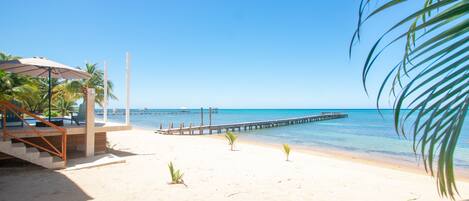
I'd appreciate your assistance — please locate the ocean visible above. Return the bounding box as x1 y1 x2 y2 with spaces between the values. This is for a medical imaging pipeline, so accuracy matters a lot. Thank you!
98 109 469 169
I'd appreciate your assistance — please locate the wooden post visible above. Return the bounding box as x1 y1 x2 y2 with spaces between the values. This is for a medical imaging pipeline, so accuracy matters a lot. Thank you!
103 61 108 123
125 52 131 126
209 107 212 126
85 88 96 157
200 107 204 126
2 109 6 140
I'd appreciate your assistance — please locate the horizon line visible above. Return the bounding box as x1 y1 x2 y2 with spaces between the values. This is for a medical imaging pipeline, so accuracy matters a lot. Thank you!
98 108 401 110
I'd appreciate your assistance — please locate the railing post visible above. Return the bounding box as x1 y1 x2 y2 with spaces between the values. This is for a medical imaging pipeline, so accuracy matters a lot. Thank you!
2 106 6 141
63 130 67 162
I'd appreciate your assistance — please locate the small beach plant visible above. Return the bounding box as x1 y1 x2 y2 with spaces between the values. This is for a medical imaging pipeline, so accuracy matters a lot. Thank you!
168 162 184 185
225 131 237 151
282 144 291 161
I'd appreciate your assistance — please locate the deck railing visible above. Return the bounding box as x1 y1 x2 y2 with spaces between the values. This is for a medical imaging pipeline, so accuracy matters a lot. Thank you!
0 101 67 162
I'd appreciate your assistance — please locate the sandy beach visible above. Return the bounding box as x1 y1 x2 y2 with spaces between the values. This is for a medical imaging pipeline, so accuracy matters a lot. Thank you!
1 129 468 201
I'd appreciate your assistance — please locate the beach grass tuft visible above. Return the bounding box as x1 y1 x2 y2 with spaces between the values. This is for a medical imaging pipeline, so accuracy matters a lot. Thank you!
168 162 184 185
225 131 238 151
283 144 291 161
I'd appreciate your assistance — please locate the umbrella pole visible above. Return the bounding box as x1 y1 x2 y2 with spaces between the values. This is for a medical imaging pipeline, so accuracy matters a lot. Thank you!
48 68 52 122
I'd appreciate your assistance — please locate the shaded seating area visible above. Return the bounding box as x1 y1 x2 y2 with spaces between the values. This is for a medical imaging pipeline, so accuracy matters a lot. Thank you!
0 107 24 128
71 103 86 125
35 118 65 127
0 101 89 128
0 101 24 128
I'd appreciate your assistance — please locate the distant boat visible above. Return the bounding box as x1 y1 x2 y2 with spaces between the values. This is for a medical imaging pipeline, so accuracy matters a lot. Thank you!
179 107 189 112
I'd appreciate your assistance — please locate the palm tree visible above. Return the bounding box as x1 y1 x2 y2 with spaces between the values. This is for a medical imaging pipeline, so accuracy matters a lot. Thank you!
0 70 15 101
12 79 48 113
0 52 20 61
350 1 467 199
53 84 78 117
53 96 76 117
0 52 24 101
66 63 117 106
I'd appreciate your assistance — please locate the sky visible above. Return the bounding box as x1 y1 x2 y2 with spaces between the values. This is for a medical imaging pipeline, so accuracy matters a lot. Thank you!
1 0 421 109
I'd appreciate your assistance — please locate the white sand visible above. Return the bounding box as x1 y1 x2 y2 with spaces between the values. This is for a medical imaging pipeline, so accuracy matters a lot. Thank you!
1 129 468 201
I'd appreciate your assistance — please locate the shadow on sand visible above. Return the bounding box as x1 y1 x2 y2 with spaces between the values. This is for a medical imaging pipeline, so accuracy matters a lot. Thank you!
0 147 142 201
0 161 92 201
107 148 138 157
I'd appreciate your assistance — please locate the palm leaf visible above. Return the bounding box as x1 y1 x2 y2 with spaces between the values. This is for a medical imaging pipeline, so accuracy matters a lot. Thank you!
350 0 468 199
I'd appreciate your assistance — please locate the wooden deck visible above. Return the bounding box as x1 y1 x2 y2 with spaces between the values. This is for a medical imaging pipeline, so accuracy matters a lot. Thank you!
0 122 131 160
156 112 348 135
3 122 131 138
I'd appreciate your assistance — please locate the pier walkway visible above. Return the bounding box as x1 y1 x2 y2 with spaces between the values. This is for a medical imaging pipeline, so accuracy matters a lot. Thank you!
96 108 219 116
156 112 348 135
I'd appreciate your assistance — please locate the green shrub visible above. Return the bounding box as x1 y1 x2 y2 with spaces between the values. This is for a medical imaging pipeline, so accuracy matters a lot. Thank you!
43 110 60 117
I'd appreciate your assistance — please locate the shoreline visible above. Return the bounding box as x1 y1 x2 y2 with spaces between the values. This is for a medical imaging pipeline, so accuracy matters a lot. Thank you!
3 129 469 201
133 120 469 183
204 133 469 182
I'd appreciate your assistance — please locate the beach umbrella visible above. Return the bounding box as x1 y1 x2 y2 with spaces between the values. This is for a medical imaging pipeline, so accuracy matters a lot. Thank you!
0 57 91 121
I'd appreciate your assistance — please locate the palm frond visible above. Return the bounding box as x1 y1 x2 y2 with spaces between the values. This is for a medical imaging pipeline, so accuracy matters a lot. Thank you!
351 0 468 199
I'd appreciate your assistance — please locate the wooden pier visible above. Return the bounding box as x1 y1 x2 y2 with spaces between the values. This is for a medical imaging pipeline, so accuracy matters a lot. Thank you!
156 112 348 135
96 108 219 116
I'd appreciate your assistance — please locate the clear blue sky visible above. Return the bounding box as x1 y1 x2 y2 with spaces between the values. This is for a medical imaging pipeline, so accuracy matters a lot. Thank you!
1 1 420 109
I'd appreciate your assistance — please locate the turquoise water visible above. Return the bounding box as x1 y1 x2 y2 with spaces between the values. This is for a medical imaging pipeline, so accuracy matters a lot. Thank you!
99 109 469 169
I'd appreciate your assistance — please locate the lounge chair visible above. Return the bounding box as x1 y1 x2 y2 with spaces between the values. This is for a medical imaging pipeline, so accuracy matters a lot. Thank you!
71 103 86 125
0 101 24 128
